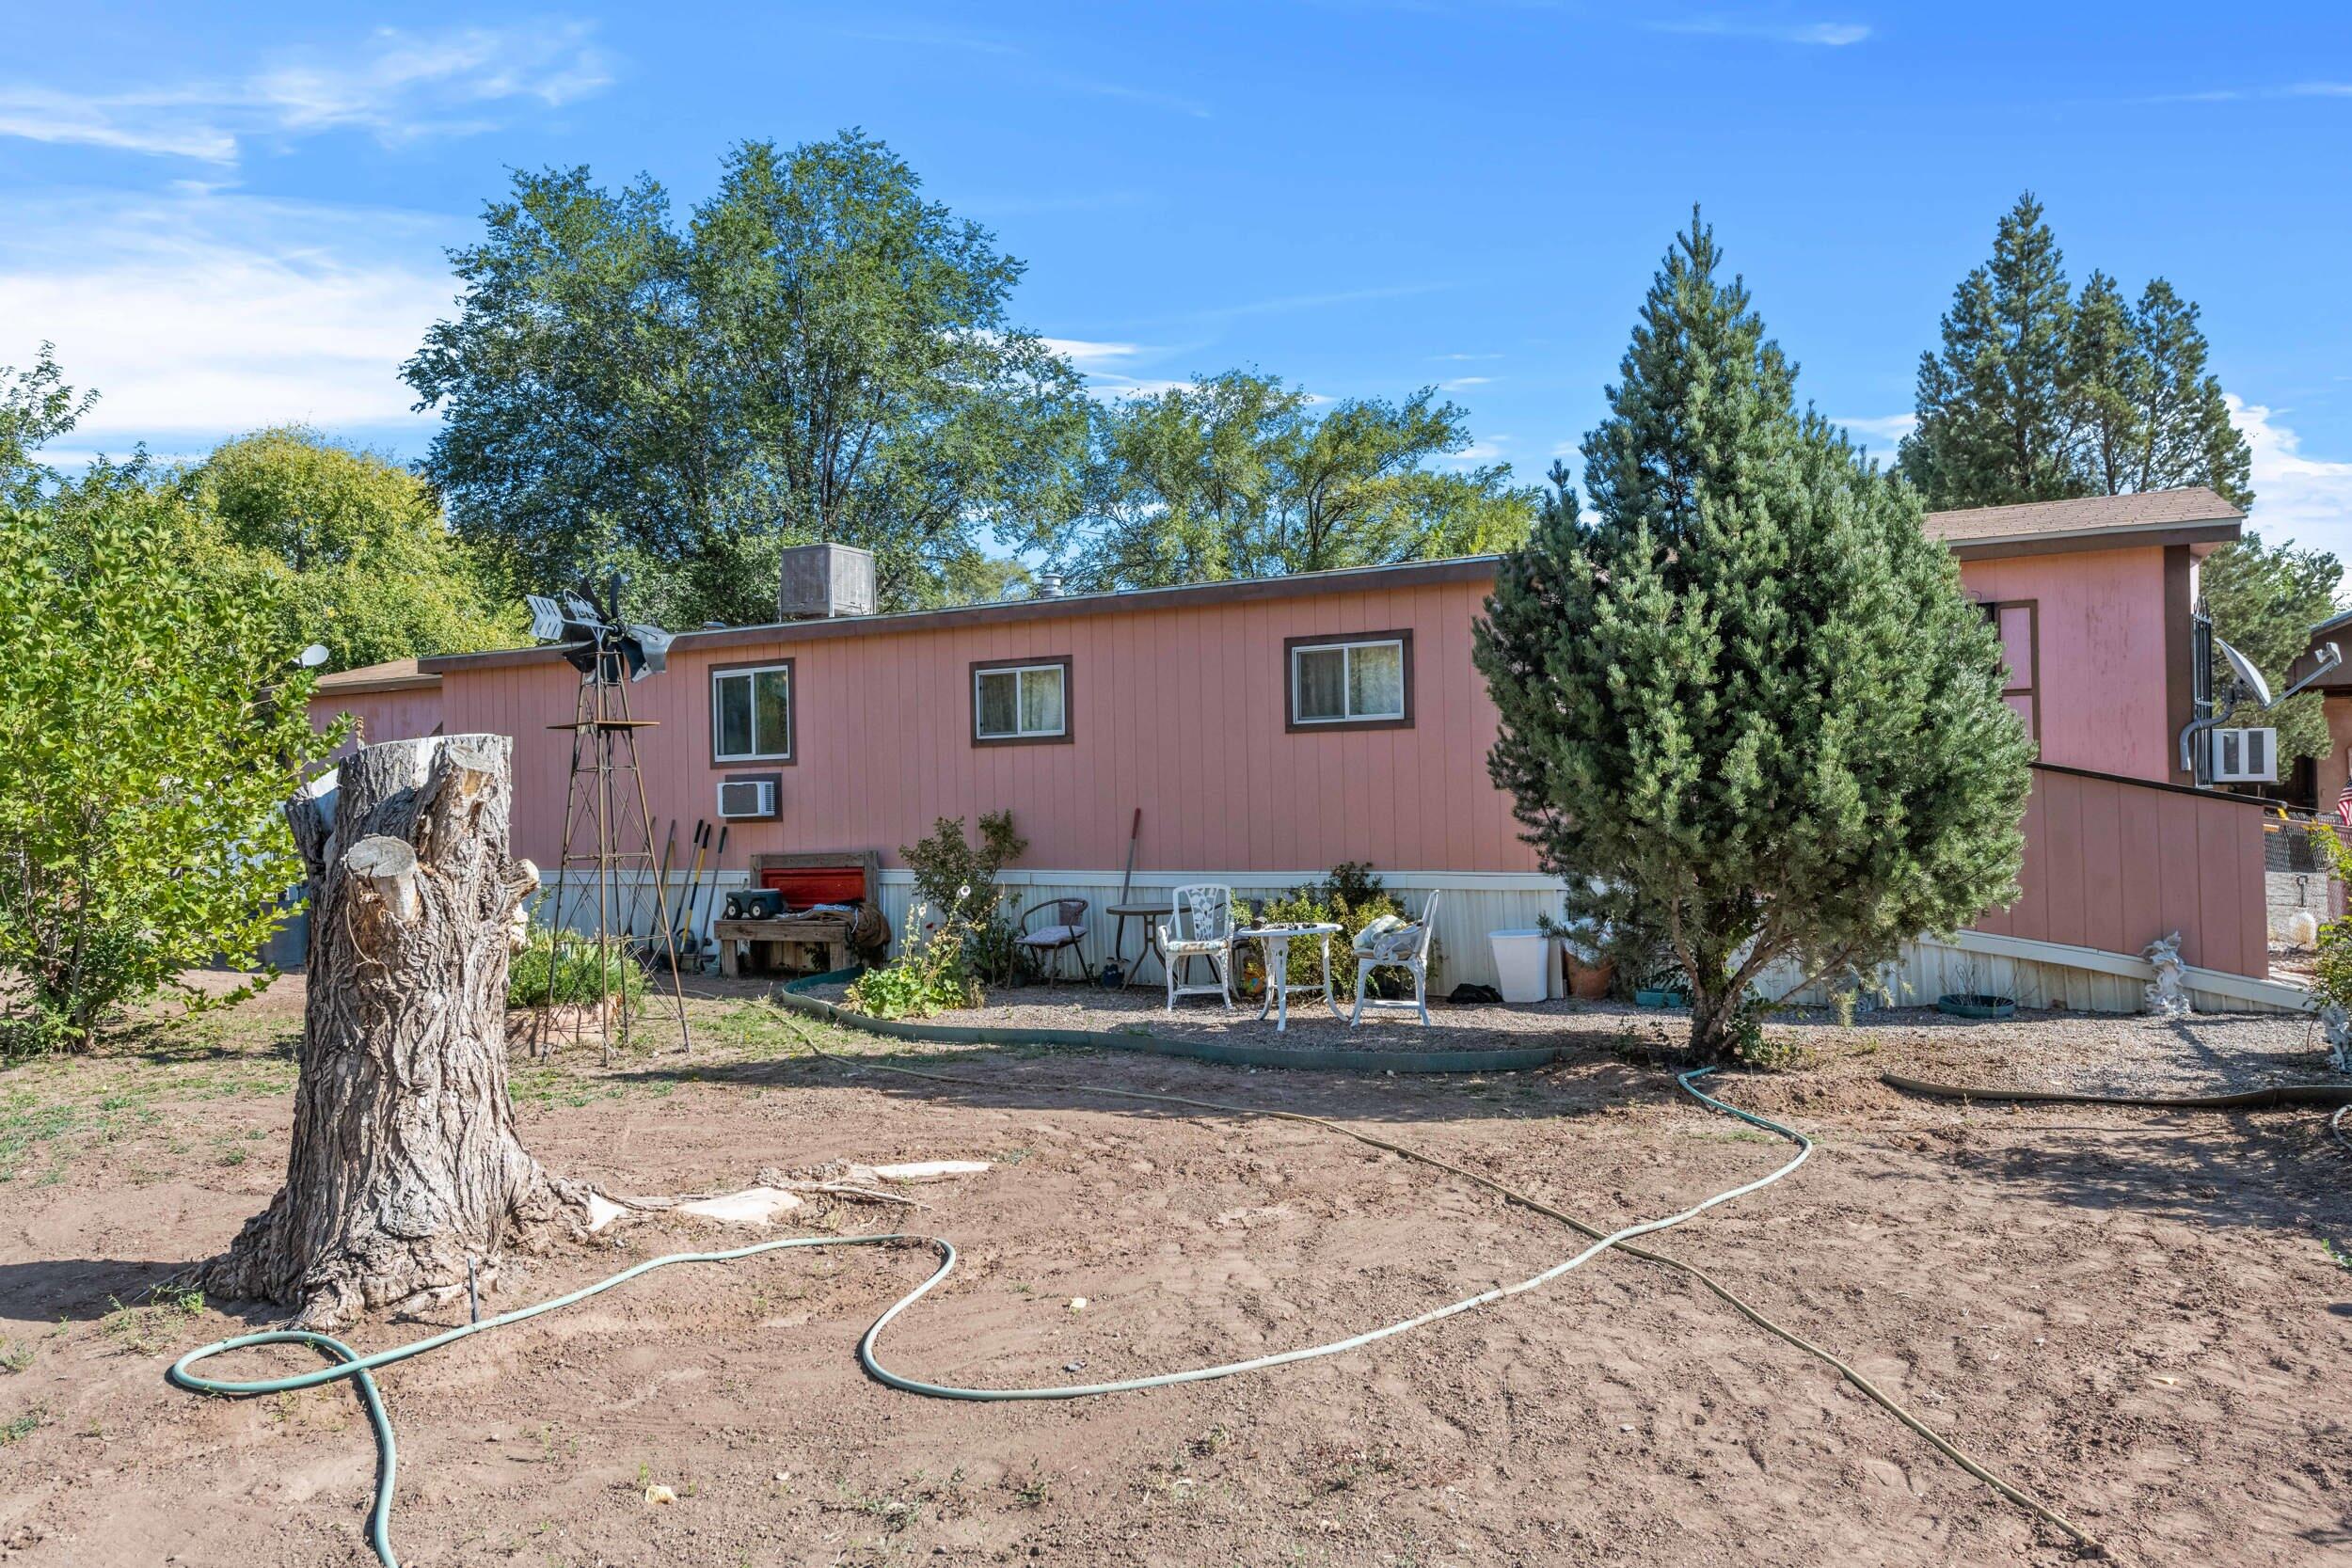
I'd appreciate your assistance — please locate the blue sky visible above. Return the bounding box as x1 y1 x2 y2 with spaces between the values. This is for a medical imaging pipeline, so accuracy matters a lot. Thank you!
5 3 2348 561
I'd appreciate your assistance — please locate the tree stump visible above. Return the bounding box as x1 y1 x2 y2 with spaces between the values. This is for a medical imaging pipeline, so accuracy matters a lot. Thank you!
200 734 596 1328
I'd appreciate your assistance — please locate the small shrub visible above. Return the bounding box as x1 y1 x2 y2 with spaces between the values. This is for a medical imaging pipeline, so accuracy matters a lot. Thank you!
901 812 1028 985
1254 863 1425 1000
506 927 646 1012
843 899 983 1021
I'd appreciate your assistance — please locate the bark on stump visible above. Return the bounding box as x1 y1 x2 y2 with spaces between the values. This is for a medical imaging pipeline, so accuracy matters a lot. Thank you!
200 734 595 1327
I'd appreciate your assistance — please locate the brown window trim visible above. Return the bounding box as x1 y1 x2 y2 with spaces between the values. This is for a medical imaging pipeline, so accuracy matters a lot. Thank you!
708 657 797 767
1284 629 1415 733
970 655 1074 747
1978 598 2041 743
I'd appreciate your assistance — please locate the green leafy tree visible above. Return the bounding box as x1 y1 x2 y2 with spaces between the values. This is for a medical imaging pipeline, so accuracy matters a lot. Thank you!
179 427 516 670
0 343 93 506
2201 531 2342 765
1899 192 2252 511
1478 214 2034 1062
405 130 1093 626
1066 370 1535 590
0 475 343 1051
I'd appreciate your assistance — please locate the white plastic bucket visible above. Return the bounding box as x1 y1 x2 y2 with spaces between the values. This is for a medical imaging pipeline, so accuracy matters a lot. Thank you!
1488 928 1554 1005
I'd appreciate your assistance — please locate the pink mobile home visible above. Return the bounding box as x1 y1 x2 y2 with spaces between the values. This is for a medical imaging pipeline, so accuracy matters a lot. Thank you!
313 486 2292 1006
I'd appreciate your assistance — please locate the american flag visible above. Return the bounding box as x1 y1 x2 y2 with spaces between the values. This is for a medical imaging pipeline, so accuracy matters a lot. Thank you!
2337 772 2352 829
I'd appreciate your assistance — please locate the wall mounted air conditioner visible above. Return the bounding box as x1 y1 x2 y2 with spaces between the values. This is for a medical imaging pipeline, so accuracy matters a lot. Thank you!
716 774 780 820
2208 727 2276 784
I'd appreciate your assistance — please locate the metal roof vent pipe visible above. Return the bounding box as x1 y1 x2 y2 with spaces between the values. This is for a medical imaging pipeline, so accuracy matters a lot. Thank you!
1034 570 1062 600
777 543 876 621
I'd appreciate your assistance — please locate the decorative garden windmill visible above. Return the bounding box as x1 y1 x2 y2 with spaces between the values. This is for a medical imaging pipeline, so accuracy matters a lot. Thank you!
528 578 692 1063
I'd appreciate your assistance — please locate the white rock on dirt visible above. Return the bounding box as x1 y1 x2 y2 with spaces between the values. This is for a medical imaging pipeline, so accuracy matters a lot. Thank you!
675 1187 806 1225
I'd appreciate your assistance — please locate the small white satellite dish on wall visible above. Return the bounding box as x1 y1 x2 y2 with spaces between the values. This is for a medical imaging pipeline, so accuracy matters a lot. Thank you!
296 643 330 670
2214 637 2271 707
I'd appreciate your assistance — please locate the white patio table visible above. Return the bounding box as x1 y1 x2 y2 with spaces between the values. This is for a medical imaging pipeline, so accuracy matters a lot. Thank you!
1234 921 1345 1032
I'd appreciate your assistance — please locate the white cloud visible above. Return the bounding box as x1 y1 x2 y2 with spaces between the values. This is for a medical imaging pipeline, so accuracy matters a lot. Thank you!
1438 374 1494 391
1837 411 1916 450
2231 396 2352 583
0 22 612 165
1040 337 1145 372
1652 17 1871 46
0 192 455 452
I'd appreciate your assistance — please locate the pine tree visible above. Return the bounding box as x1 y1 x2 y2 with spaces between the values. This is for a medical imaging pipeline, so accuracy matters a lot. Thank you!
1899 193 2082 506
1478 213 2034 1062
1900 194 2253 512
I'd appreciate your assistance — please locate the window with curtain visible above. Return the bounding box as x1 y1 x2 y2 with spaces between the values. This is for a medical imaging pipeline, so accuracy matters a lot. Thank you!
1287 633 1412 729
711 662 793 763
972 658 1071 744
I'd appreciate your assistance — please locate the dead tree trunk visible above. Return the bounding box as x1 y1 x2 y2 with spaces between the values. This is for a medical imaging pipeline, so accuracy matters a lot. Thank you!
200 734 595 1327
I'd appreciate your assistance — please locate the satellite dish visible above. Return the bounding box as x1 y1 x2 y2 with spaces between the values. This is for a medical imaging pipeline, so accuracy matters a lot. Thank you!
2215 637 2272 708
295 643 330 670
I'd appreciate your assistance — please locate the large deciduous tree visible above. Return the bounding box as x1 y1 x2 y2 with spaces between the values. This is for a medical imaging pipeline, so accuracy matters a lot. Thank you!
403 130 1093 626
1063 370 1536 591
1899 192 2252 511
180 427 516 671
1477 214 2034 1062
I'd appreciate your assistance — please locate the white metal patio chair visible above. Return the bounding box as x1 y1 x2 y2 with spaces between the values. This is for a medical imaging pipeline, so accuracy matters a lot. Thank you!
1159 883 1235 1010
1349 890 1439 1026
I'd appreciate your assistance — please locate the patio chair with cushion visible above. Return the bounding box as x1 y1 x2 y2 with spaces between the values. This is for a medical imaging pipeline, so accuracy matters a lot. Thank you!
1159 883 1235 1010
1349 890 1439 1026
1015 897 1091 984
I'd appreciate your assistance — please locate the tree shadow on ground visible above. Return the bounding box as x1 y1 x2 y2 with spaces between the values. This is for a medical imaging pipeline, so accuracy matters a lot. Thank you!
628 1030 1692 1133
1861 1101 2352 1245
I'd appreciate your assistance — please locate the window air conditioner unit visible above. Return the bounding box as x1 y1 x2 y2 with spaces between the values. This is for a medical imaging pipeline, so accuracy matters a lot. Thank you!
716 775 779 820
2208 727 2276 784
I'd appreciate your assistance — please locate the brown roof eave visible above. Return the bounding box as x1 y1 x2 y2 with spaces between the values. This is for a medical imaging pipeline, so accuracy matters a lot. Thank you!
421 555 1506 675
1942 520 2241 562
309 673 443 696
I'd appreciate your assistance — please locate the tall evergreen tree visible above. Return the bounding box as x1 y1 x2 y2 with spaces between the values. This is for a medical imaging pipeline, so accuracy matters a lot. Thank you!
1899 192 2253 511
1479 214 2033 1061
1899 193 2082 506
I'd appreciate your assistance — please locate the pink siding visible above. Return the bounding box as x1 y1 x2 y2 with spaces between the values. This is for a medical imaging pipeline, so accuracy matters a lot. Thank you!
438 579 1537 878
1971 766 2268 977
308 687 444 759
1960 546 2171 783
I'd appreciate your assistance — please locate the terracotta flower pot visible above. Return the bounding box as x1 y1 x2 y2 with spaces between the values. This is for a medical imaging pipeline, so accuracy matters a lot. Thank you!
1566 956 1614 1001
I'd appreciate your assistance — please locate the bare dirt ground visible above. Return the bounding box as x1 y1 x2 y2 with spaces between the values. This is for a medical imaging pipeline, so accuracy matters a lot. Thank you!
2 974 2348 1567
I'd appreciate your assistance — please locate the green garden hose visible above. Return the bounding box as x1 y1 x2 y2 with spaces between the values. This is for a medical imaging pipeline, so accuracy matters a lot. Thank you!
168 1067 1807 1568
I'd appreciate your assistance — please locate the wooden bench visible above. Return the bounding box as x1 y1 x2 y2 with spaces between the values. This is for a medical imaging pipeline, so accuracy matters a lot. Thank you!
712 850 883 979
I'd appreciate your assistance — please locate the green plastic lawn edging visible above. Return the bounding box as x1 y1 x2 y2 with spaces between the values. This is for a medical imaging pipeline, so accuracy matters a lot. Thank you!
771 984 1568 1074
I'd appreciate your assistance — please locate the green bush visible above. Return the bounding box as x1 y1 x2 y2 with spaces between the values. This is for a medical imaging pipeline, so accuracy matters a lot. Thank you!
0 476 343 1053
900 811 1029 985
843 900 982 1020
2307 825 2352 1024
506 927 646 1012
1253 863 1426 1001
